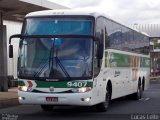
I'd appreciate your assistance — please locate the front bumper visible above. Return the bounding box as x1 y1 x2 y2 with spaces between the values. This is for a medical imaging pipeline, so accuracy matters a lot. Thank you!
18 91 93 106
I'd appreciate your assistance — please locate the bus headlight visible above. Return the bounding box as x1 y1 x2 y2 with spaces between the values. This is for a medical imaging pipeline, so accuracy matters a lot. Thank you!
72 87 92 93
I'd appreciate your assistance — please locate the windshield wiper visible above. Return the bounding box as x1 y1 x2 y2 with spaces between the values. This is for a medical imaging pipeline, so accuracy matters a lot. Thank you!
34 41 71 79
49 46 54 78
49 38 71 80
34 58 48 78
55 56 71 79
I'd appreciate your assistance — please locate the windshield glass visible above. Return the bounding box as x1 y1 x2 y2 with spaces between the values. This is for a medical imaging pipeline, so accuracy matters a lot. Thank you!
24 17 93 35
18 37 93 80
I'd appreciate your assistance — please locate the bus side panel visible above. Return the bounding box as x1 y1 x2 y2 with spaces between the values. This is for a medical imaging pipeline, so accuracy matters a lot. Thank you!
103 49 150 99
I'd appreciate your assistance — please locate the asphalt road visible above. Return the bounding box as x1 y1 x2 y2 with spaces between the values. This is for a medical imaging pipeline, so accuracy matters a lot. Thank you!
0 81 160 120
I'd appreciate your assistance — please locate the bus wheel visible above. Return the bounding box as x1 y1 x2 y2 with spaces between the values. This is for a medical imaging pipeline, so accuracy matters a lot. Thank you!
41 105 54 111
133 81 143 100
96 86 110 112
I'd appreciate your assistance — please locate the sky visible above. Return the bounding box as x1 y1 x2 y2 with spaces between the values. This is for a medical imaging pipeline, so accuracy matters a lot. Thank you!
48 0 160 25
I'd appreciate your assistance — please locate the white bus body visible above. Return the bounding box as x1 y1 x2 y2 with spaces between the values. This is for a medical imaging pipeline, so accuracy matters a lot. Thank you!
11 10 150 111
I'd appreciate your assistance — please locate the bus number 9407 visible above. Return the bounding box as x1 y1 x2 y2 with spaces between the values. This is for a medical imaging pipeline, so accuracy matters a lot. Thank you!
67 81 87 88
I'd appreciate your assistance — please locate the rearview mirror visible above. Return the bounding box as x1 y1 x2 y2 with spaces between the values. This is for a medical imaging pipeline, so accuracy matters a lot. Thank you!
9 34 22 58
9 45 13 58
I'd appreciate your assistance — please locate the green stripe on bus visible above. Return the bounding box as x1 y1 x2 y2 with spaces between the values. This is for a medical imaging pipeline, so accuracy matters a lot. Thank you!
105 52 130 67
18 81 25 86
105 51 150 68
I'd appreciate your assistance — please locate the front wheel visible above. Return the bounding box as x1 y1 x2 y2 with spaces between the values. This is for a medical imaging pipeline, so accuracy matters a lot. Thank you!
95 87 110 112
41 105 54 111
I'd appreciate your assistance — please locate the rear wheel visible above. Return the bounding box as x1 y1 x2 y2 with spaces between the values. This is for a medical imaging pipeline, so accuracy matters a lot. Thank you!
96 86 110 112
132 81 143 100
142 79 145 91
41 105 54 111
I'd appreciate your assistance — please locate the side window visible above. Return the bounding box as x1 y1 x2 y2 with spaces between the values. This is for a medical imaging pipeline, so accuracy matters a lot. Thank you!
95 18 104 45
104 27 109 48
144 36 150 54
106 21 126 50
128 30 134 51
94 17 104 76
140 35 149 55
134 31 141 53
121 26 128 50
113 24 122 49
104 20 113 49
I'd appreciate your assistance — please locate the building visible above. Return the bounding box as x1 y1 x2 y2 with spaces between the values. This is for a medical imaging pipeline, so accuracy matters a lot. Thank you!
0 0 68 91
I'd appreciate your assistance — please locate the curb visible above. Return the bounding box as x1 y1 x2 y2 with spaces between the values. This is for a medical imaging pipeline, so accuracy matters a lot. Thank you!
150 80 160 84
150 76 160 80
0 98 19 109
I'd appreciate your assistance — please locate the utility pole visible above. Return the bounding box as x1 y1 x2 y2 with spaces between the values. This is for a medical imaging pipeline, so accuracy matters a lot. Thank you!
0 11 8 91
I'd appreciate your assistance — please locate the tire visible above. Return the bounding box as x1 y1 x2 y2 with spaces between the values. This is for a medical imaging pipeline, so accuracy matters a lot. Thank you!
142 79 145 91
95 87 110 112
41 105 54 111
132 82 143 100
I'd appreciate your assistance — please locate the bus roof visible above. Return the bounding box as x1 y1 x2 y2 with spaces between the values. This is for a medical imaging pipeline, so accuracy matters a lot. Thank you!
26 9 149 37
25 9 106 18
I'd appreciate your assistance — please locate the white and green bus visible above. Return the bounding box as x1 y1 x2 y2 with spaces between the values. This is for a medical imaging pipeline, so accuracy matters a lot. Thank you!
9 10 150 112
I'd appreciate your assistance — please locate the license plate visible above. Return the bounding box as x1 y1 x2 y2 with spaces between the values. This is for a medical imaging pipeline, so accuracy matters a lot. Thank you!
46 97 58 102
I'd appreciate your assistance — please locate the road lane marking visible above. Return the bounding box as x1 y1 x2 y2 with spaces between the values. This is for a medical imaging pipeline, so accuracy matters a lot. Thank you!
139 97 150 101
144 97 150 101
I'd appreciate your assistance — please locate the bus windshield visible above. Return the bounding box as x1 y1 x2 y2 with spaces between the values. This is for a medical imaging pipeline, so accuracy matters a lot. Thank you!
18 17 94 80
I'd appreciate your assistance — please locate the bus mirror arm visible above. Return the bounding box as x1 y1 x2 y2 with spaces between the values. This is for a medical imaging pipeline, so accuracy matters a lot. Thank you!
9 34 22 44
9 34 22 58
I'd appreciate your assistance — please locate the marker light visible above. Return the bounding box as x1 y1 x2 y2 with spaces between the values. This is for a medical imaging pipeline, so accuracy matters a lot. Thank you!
18 96 25 100
79 87 91 93
81 97 91 102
